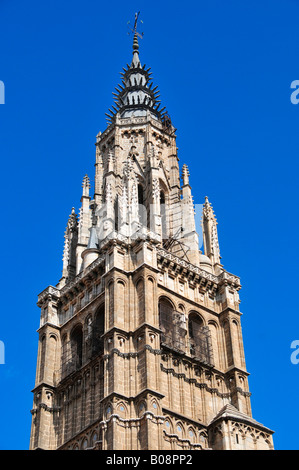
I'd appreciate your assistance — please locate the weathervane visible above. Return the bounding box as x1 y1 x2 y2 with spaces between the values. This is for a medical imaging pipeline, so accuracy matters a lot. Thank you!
127 11 144 39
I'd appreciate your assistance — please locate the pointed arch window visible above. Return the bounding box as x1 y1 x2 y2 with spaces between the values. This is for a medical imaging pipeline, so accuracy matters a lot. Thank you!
38 335 46 382
159 298 186 352
92 304 105 356
188 313 213 366
70 324 83 370
61 334 69 379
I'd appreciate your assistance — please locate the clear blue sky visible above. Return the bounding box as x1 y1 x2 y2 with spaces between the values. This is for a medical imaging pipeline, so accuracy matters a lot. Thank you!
0 0 298 450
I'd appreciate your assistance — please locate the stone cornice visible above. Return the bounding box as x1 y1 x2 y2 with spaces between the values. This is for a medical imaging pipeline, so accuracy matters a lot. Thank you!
157 247 241 291
30 403 59 414
60 256 105 299
160 364 230 399
102 260 160 280
103 344 163 361
37 256 105 308
36 322 61 333
224 365 250 377
157 248 218 282
59 290 105 329
100 388 165 404
37 244 241 312
31 382 56 394
103 322 162 339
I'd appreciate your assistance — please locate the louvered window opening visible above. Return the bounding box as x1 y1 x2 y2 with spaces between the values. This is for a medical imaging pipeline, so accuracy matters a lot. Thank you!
159 302 186 353
57 320 104 381
189 319 214 366
159 301 214 366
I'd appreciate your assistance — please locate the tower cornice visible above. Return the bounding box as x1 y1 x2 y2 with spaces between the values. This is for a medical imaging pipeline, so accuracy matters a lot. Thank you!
157 246 241 289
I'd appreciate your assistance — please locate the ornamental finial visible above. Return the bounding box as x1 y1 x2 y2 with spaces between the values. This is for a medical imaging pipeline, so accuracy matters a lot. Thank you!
127 11 144 53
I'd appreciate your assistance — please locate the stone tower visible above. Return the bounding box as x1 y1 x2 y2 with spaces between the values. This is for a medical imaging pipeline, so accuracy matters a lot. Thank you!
29 27 274 451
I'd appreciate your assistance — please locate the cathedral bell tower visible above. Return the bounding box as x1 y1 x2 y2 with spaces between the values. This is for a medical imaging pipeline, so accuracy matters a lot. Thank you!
29 18 274 450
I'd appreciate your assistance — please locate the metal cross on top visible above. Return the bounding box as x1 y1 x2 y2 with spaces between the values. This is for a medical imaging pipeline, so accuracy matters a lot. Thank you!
127 11 144 39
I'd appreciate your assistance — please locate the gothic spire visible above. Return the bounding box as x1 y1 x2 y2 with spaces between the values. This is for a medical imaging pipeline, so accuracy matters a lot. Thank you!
82 174 90 198
181 164 190 187
202 196 221 268
62 207 78 281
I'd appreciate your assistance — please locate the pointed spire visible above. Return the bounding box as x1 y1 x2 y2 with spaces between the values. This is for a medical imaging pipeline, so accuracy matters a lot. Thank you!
132 32 140 68
62 207 78 280
105 13 172 126
67 207 78 232
82 174 90 198
202 197 221 267
182 164 190 186
203 196 214 220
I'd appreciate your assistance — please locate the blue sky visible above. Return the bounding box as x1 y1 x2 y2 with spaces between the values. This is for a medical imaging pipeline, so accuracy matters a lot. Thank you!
0 0 298 450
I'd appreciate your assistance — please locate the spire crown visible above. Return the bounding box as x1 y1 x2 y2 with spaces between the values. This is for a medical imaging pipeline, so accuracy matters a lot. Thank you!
105 13 171 127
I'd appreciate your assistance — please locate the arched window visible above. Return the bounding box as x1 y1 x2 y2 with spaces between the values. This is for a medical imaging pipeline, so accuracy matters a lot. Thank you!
189 313 203 341
91 305 105 356
81 438 88 450
188 313 213 365
92 432 98 446
61 334 68 379
159 298 186 352
159 298 174 345
38 335 46 382
70 324 83 370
